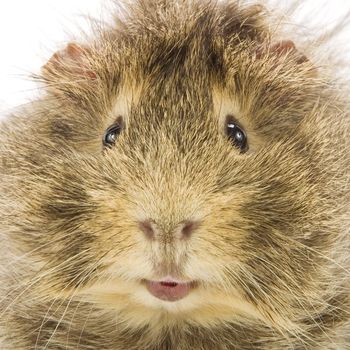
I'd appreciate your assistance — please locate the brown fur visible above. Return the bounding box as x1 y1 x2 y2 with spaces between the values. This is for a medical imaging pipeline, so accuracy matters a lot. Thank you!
0 0 349 349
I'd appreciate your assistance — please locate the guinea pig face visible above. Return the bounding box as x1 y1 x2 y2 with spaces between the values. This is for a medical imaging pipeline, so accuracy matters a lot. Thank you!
36 10 336 333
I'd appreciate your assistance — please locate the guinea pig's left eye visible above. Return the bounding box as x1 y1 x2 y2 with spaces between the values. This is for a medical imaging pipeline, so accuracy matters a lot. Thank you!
103 123 122 148
225 115 248 153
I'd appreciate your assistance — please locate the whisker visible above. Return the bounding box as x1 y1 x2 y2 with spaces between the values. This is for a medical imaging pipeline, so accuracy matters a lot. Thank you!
36 255 106 349
0 248 93 321
76 302 94 349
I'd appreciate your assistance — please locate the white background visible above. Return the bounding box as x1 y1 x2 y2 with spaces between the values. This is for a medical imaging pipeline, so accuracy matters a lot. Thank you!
0 0 349 114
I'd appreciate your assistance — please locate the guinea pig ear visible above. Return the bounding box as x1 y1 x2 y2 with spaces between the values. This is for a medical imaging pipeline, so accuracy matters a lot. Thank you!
256 40 312 67
42 43 97 81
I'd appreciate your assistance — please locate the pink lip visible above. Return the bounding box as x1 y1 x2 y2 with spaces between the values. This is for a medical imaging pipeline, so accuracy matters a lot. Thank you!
144 278 196 302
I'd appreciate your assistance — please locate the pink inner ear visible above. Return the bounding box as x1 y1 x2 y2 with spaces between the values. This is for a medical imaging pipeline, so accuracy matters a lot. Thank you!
44 43 97 79
270 40 296 55
66 43 85 60
271 40 309 64
256 40 309 65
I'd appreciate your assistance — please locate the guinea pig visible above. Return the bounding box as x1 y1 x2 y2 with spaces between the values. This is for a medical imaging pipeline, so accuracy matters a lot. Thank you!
0 0 349 349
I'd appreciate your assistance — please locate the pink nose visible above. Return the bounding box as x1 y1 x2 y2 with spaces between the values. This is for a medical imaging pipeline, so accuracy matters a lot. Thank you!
138 220 198 240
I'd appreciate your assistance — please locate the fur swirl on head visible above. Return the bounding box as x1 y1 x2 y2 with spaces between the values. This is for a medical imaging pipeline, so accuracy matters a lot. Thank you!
0 0 349 349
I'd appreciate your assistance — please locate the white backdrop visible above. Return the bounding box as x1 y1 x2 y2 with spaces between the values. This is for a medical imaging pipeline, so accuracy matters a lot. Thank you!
0 0 349 113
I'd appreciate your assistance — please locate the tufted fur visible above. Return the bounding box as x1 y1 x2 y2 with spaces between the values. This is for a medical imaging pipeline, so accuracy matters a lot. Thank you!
0 0 349 349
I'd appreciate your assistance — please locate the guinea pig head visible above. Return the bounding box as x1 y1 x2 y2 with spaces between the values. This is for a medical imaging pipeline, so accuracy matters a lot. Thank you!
30 0 348 335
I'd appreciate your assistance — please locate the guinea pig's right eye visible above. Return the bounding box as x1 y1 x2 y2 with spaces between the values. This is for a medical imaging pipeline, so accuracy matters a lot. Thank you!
225 115 248 153
103 123 122 148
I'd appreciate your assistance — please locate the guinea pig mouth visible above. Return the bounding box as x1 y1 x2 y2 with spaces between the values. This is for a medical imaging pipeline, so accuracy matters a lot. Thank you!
143 278 197 302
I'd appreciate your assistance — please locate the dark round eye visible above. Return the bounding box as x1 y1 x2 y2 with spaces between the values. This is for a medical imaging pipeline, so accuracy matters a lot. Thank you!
103 123 122 148
226 116 248 153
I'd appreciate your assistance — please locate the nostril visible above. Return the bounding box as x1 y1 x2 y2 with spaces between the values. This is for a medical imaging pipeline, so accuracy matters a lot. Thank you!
139 220 155 240
180 220 198 239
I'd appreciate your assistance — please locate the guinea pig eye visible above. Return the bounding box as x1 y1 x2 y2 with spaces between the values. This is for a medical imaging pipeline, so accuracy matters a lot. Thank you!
225 115 248 153
103 123 122 148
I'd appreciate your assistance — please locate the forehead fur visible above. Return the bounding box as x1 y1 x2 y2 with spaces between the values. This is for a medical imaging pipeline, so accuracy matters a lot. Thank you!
41 0 324 142
102 0 270 90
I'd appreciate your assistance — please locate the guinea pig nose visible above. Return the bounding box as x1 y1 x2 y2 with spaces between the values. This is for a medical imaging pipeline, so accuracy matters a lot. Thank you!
138 220 199 240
